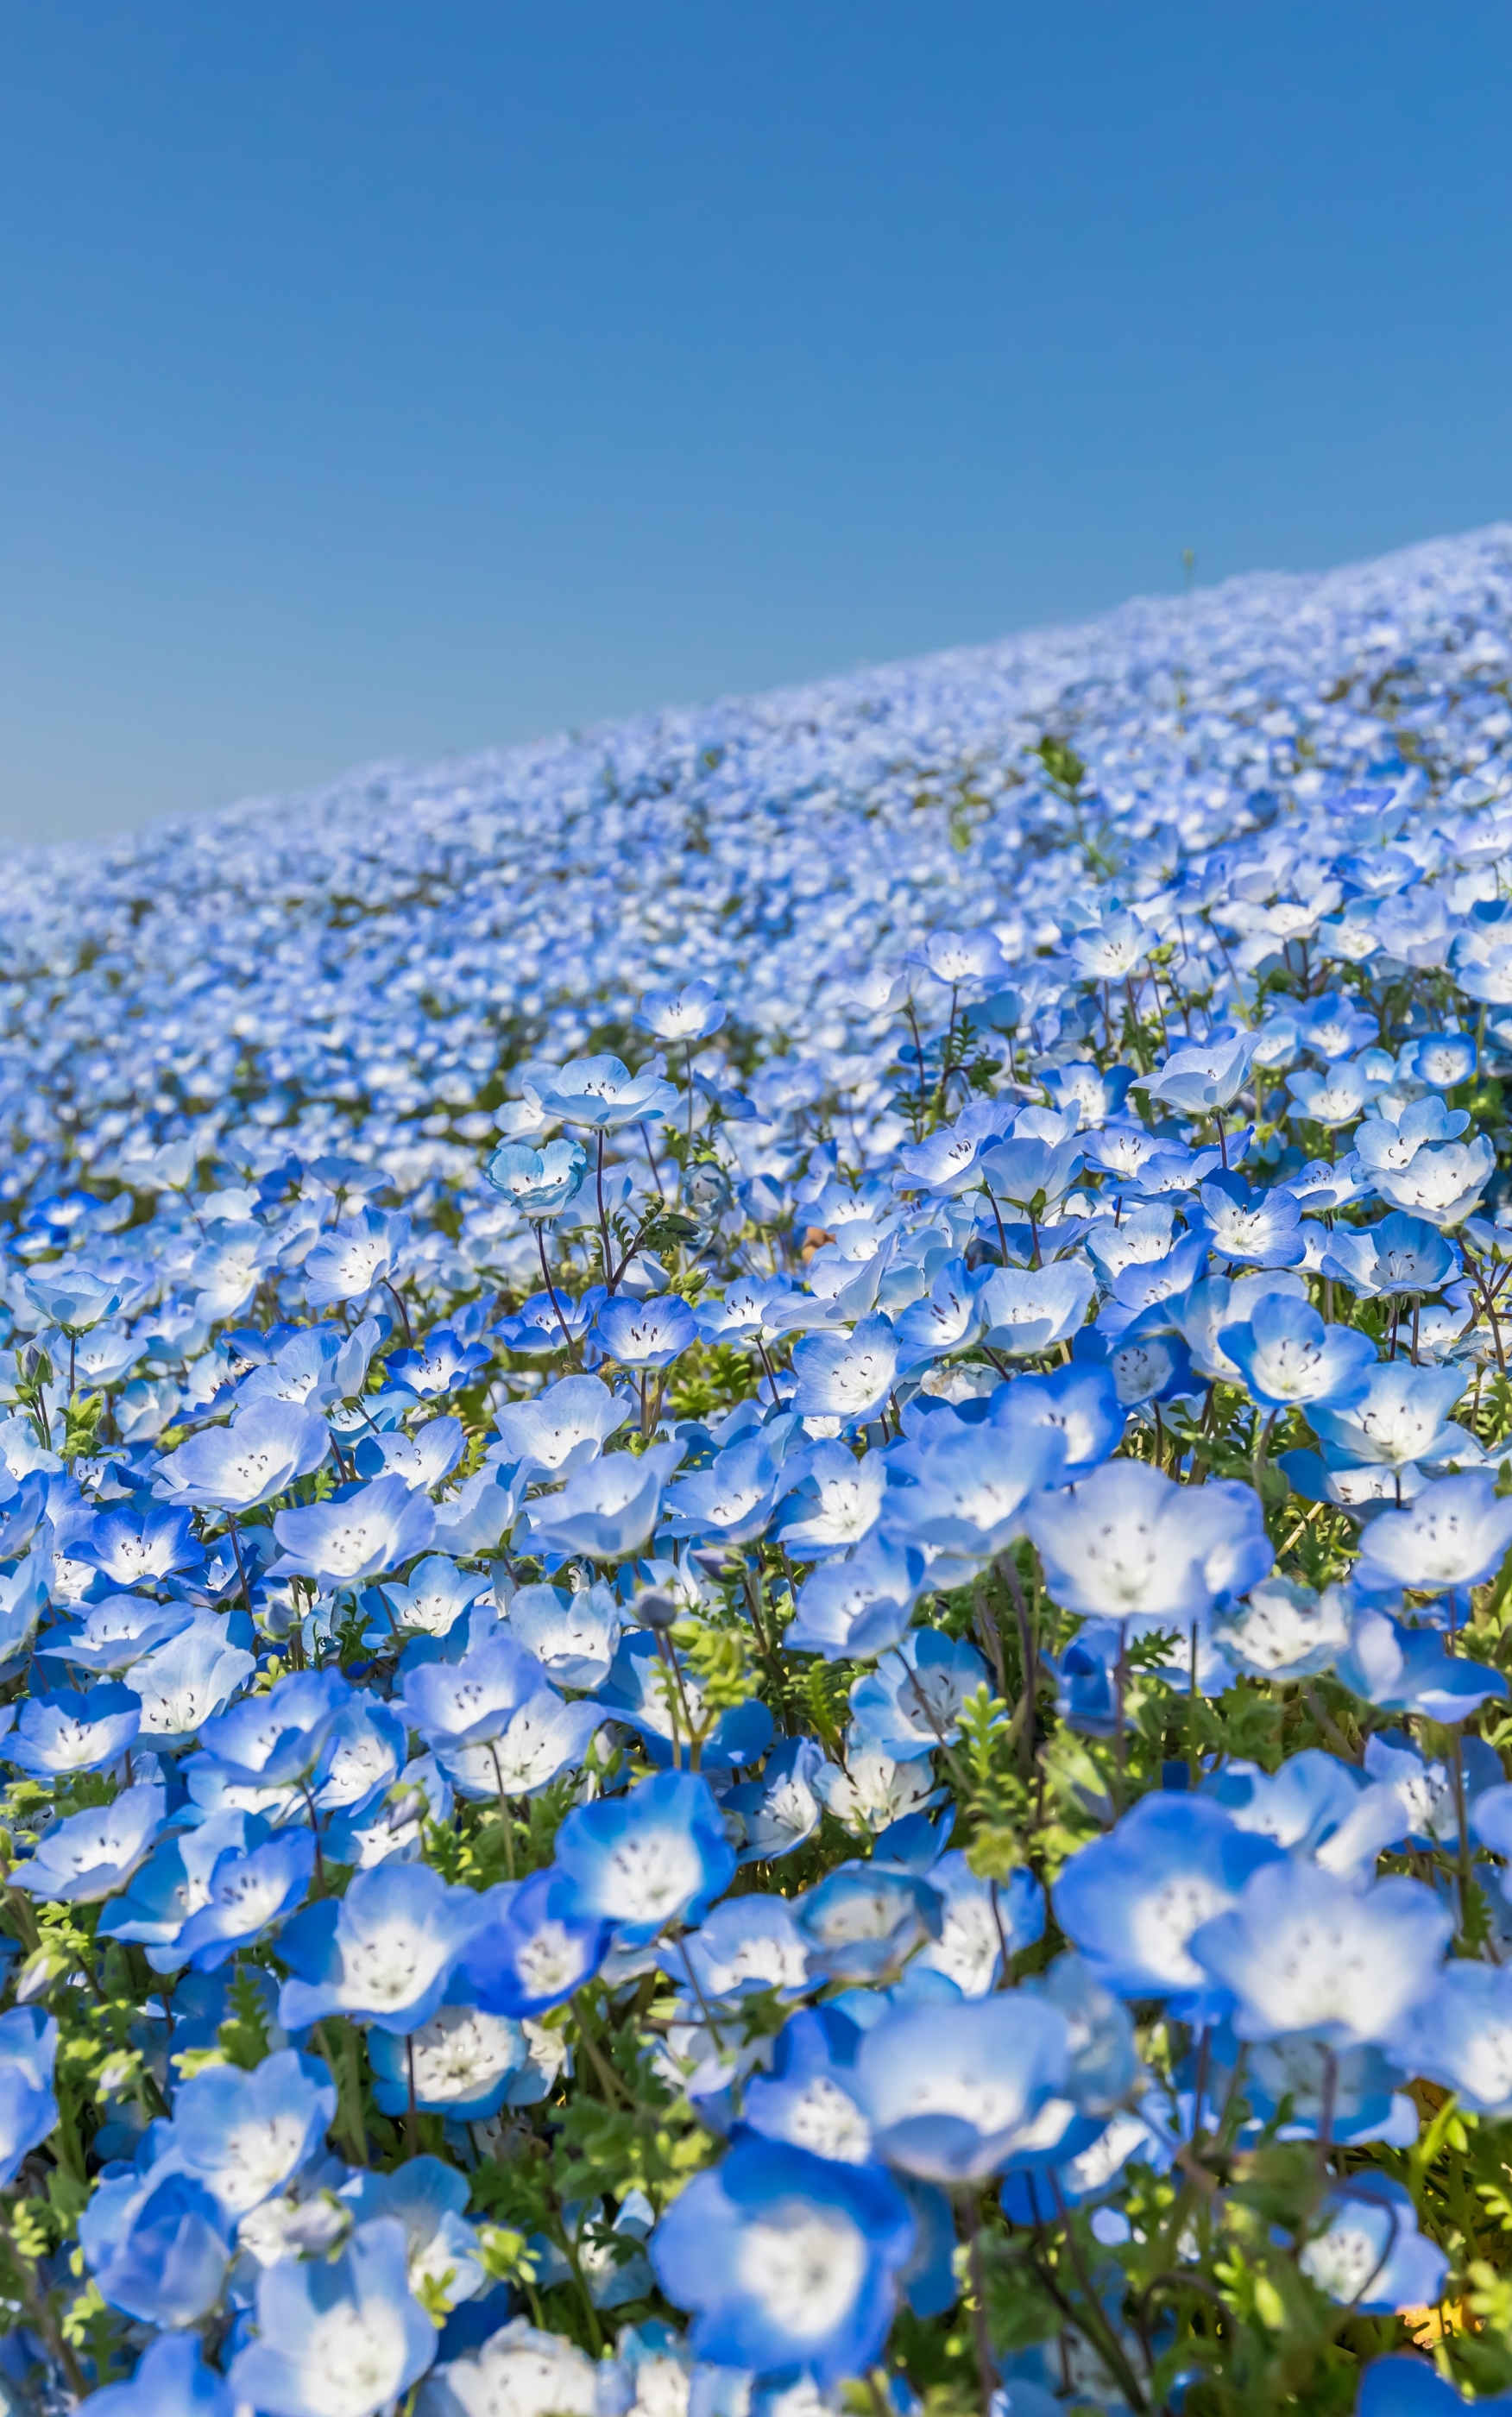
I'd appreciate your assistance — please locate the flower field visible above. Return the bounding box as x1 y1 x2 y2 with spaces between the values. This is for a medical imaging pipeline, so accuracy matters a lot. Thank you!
4 523 1512 2417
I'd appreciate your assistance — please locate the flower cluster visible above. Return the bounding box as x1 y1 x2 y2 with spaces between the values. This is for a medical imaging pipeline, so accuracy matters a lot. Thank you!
4 527 1512 2417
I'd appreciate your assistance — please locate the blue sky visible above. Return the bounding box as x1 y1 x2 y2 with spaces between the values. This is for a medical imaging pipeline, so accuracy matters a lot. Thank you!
2 2 1509 841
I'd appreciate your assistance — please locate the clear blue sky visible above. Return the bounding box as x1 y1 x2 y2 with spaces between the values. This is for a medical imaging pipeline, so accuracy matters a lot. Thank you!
1 3 1509 842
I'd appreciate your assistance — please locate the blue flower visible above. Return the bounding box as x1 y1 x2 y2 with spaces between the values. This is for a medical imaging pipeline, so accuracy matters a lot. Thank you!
370 2004 527 2119
460 1865 611 2016
490 1373 628 1477
1024 1459 1269 1625
175 1828 318 1971
85 2332 235 2417
593 1292 699 1371
979 1261 1095 1357
1299 2174 1449 2315
80 2165 232 2328
486 1137 589 1216
882 1421 1067 1568
270 1472 437 1586
851 1992 1072 2181
723 1735 826 1865
651 2135 916 2384
1193 1170 1305 1268
1389 1960 1512 2116
525 1438 684 1560
24 1265 129 1331
154 1398 331 1511
791 1315 901 1430
1320 1210 1459 1300
125 1617 258 1748
1354 1471 1512 1596
1217 1291 1377 1410
1053 1793 1285 2007
1140 1031 1256 1116
98 1808 258 1967
794 1863 942 1985
784 1535 924 1660
1335 1609 1507 1723
199 1667 354 1785
849 1631 989 1763
1188 1860 1452 2045
303 1205 413 1306
340 2155 487 2312
5 1679 141 1777
660 1434 786 1548
989 1360 1125 1478
505 1577 623 1688
229 2217 437 2417
172 2048 337 2214
526 1055 679 1131
635 979 727 1043
278 1862 487 2033
11 1782 168 1902
73 1501 205 1587
552 1770 735 1945
43 1590 197 1677
0 2008 58 2187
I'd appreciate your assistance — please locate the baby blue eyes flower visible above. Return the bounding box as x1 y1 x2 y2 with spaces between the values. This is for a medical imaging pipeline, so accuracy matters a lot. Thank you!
1353 1470 1512 1595
278 1863 487 2034
1188 1860 1452 2046
1139 1030 1257 1116
229 2215 437 2417
552 1770 736 1945
303 1205 413 1308
794 1863 943 1985
80 2167 232 2329
791 1315 900 1430
1299 2173 1449 2316
172 2047 337 2215
486 1136 589 1215
852 1994 1073 2183
525 1437 684 1560
1024 1459 1269 1625
199 1667 353 1785
592 1292 699 1371
635 978 727 1042
978 1261 1095 1357
1388 1960 1512 2117
0 2008 58 2187
23 1264 129 1331
1053 1794 1285 2007
849 1630 989 1762
154 1397 331 1511
1319 1209 1460 1300
723 1734 826 1865
490 1372 629 1477
5 1679 140 1777
11 1781 168 1902
125 1617 259 1747
1216 1291 1377 1409
270 1471 437 1586
526 1054 680 1131
175 1828 318 1971
369 2004 527 2119
1194 1171 1306 1268
1333 1610 1507 1724
505 1577 622 1688
85 2332 234 2417
459 1866 611 2016
650 2136 916 2385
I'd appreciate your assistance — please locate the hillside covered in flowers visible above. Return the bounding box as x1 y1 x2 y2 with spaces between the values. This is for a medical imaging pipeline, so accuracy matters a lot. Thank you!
3 523 1512 2417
